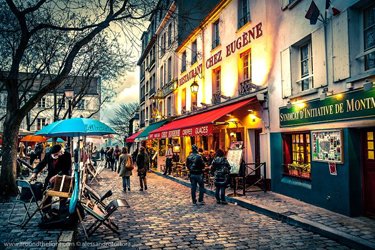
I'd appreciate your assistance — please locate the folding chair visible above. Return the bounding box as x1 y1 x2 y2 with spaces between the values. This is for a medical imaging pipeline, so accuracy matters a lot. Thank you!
8 179 44 227
82 184 113 208
81 199 129 236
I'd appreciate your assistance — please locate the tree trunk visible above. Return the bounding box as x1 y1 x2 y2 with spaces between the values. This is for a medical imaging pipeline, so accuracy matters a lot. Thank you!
0 112 21 197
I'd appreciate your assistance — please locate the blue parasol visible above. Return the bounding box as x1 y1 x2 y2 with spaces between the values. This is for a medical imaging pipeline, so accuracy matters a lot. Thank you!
47 137 65 143
36 117 116 214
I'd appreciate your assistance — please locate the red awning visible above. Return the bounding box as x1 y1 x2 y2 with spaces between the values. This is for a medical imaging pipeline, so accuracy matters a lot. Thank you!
126 130 143 143
149 98 254 139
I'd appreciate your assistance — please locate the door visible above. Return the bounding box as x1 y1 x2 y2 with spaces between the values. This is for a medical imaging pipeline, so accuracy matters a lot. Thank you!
363 128 375 216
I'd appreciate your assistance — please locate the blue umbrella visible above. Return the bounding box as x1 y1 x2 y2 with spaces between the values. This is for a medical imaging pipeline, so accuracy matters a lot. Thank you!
47 137 65 143
36 117 116 137
35 117 116 215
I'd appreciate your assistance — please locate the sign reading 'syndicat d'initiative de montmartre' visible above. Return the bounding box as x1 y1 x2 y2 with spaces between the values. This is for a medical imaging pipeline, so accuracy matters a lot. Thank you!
279 88 375 127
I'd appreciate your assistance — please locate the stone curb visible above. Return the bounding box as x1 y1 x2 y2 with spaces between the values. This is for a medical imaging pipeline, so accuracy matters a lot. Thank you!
153 171 375 250
57 230 75 250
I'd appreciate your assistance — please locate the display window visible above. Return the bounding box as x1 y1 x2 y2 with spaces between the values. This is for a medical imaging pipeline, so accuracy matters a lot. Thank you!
282 132 311 179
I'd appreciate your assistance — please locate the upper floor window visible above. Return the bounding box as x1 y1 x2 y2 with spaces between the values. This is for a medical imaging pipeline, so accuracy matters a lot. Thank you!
181 51 187 72
238 0 250 28
168 23 172 47
364 4 375 70
241 50 251 82
167 96 172 116
168 57 172 82
191 40 197 64
77 99 85 110
181 88 186 112
299 41 313 91
58 98 65 109
212 20 220 49
36 118 47 131
212 67 221 104
161 33 166 56
38 97 46 108
160 66 164 86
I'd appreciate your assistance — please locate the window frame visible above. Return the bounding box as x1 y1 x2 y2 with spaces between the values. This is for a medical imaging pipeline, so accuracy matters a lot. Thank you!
238 0 251 29
212 20 220 49
191 40 198 64
38 97 46 108
77 99 85 110
181 51 187 72
297 40 314 92
364 3 375 70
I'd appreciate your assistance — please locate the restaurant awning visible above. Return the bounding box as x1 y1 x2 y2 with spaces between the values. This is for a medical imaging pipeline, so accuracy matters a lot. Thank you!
149 98 255 139
135 120 168 141
126 130 143 143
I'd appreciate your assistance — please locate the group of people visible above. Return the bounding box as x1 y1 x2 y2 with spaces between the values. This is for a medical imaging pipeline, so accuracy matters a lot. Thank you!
186 145 231 205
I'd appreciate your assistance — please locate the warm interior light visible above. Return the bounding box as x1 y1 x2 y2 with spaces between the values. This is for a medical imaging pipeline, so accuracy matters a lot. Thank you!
335 93 344 100
190 81 199 94
172 144 181 153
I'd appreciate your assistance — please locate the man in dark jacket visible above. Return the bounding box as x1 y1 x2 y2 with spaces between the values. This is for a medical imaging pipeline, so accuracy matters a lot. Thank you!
186 145 206 205
211 149 231 204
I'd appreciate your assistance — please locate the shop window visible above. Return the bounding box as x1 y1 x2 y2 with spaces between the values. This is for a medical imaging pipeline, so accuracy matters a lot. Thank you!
367 131 374 160
212 20 220 49
282 132 311 179
364 3 375 70
202 136 208 151
238 0 250 29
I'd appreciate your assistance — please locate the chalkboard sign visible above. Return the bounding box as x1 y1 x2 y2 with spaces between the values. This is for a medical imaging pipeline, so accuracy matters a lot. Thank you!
226 149 243 175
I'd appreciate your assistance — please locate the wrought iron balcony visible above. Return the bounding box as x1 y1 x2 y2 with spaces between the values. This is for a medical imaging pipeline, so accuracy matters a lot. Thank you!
212 92 221 105
239 80 259 96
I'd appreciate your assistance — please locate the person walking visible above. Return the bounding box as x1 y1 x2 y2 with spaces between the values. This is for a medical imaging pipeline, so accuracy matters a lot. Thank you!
163 144 173 175
100 147 105 161
136 146 149 191
186 145 206 205
114 145 121 171
211 149 231 205
118 147 133 192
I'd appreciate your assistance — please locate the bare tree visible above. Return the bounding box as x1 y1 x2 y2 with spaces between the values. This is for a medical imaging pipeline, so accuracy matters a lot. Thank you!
109 102 139 137
0 0 156 196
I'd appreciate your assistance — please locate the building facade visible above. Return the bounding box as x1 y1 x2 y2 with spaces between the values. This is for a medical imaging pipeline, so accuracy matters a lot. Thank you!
268 0 375 216
0 74 101 133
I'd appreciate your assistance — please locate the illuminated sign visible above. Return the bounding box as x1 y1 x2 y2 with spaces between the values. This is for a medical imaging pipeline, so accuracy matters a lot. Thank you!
279 88 375 127
178 64 202 86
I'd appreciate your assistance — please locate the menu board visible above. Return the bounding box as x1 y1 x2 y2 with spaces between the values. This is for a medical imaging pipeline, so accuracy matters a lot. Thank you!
311 130 343 163
226 149 243 175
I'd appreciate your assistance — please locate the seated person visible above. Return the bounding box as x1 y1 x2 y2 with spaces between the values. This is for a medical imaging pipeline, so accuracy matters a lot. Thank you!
30 144 72 214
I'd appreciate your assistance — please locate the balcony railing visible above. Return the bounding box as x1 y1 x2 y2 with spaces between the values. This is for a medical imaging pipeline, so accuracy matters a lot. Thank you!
239 80 259 96
212 91 221 105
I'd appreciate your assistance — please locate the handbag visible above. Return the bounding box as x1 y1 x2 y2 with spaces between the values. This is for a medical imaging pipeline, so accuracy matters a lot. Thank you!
125 156 134 171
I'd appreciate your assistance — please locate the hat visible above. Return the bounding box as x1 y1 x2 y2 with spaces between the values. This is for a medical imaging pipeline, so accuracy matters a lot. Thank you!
50 144 62 154
192 145 198 152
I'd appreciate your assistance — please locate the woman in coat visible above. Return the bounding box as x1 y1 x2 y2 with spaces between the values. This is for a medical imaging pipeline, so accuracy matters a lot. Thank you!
211 149 231 204
136 146 149 191
118 147 133 192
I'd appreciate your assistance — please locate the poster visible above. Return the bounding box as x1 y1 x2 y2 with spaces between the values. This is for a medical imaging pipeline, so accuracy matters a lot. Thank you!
226 149 243 175
329 162 337 175
311 130 343 163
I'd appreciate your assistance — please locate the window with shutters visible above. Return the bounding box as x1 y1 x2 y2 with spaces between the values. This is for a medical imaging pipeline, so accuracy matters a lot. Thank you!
298 41 313 91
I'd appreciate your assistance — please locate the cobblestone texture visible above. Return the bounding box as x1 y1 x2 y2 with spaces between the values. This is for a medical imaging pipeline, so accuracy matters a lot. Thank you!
76 169 351 249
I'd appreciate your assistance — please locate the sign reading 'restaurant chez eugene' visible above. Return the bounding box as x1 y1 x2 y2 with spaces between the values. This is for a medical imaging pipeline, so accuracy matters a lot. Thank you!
279 88 375 127
178 22 263 86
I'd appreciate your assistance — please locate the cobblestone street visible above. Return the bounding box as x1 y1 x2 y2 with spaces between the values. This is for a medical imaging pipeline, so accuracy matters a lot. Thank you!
77 169 350 249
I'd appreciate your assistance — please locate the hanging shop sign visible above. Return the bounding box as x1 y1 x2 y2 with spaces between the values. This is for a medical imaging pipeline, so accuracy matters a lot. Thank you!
279 88 375 127
149 124 213 139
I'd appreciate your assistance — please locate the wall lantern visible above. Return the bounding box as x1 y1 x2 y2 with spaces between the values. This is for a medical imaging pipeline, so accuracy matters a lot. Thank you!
190 81 199 94
64 84 74 99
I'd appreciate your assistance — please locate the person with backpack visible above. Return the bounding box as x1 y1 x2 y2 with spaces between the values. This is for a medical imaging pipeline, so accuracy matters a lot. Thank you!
118 147 133 192
211 149 231 205
186 145 206 205
136 146 149 191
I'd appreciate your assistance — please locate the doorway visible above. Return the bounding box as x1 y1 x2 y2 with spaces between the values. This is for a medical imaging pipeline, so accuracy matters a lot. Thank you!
362 128 375 217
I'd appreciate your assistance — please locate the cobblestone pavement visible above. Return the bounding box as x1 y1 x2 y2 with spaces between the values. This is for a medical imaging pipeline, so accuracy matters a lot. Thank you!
0 197 63 249
76 169 350 249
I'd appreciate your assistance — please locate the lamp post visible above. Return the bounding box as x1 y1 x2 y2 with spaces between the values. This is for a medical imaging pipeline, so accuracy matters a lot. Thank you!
64 84 74 154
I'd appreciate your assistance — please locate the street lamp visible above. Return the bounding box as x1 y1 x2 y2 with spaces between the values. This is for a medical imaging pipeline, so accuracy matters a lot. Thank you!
64 84 74 153
190 81 199 94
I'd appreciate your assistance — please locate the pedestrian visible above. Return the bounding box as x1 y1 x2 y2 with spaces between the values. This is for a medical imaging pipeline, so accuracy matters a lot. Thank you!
163 144 173 175
114 145 121 171
100 147 105 160
186 144 206 205
91 145 99 166
211 149 231 205
118 147 133 192
136 146 149 191
30 144 72 214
